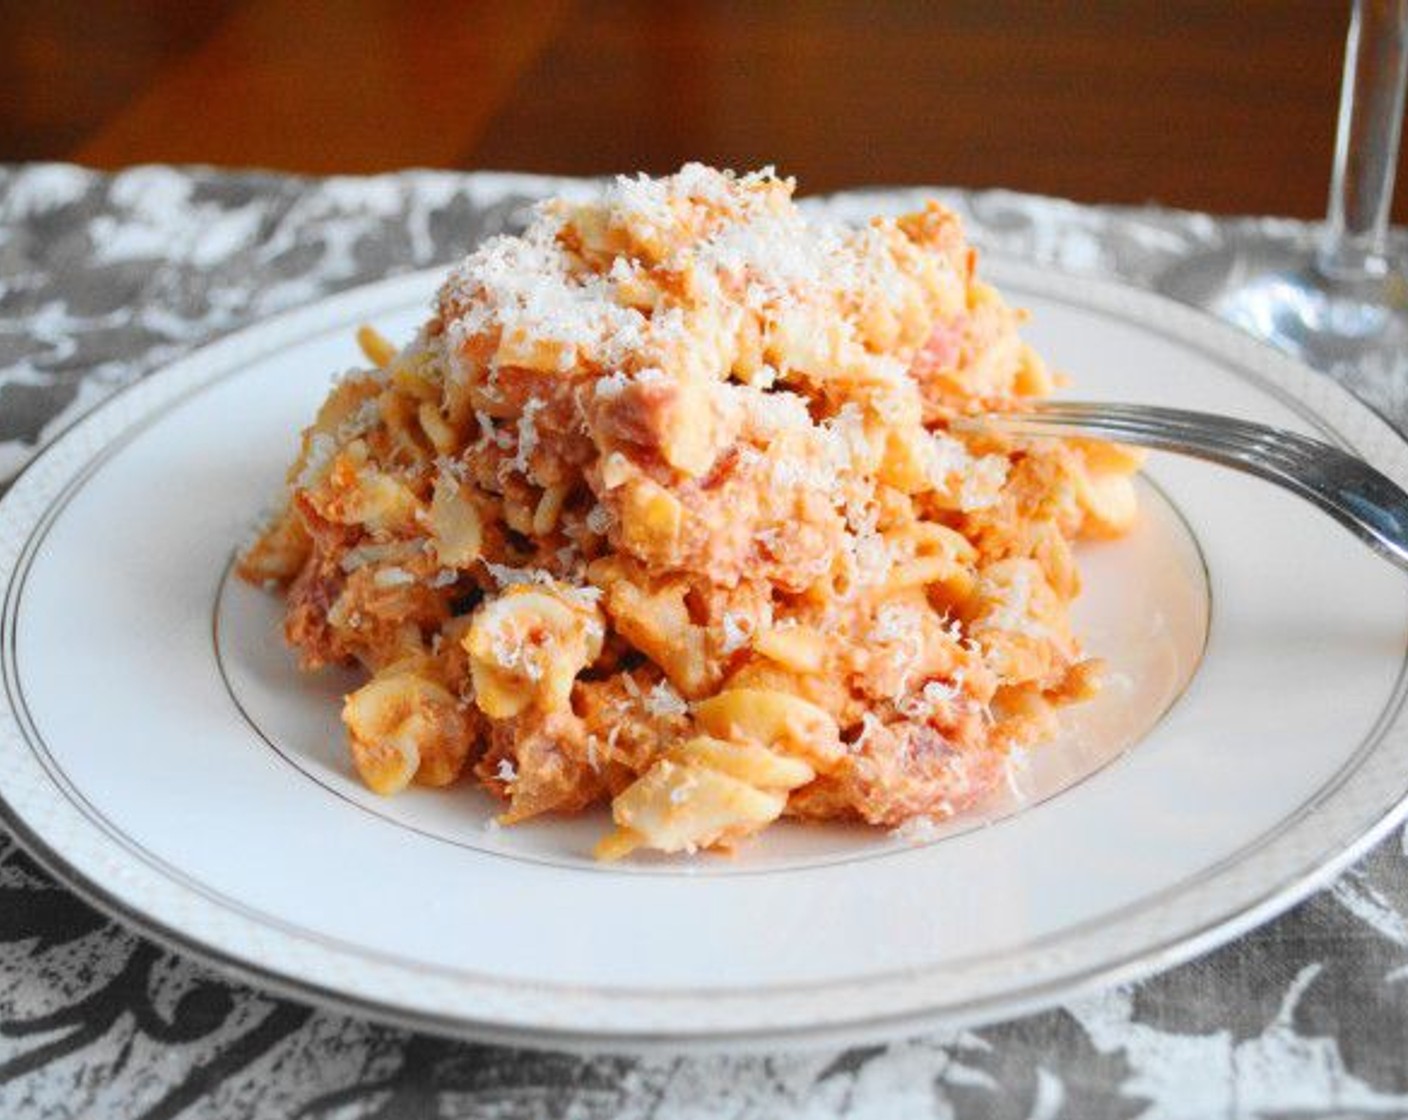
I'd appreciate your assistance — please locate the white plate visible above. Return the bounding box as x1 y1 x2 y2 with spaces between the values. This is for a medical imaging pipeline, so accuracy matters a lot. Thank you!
3 260 1408 1051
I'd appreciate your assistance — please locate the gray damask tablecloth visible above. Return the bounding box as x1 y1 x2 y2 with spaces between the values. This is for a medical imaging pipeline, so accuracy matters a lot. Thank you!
2 164 1408 1119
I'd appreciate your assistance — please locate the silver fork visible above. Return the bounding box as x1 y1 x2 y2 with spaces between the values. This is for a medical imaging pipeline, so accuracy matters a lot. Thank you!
962 401 1408 576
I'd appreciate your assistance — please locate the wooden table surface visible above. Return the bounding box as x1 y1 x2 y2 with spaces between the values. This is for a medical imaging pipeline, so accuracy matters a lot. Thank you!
4 0 1407 223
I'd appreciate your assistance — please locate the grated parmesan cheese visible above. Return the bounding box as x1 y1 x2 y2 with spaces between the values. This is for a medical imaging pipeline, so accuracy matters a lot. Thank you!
335 398 383 443
340 542 412 572
585 503 615 535
896 679 962 720
594 370 630 399
500 399 545 483
849 711 886 753
978 562 1053 639
295 434 337 490
644 680 688 717
719 611 753 655
482 560 600 610
473 410 512 452
925 432 971 490
440 210 649 375
890 816 947 844
483 561 555 589
869 603 923 645
563 585 603 609
958 454 1009 512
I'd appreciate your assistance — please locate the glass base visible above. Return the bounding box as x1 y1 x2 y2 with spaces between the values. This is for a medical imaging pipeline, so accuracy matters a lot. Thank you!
1158 241 1408 420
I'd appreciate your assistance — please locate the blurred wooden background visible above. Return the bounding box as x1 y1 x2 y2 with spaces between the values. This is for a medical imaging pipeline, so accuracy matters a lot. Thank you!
4 0 1405 221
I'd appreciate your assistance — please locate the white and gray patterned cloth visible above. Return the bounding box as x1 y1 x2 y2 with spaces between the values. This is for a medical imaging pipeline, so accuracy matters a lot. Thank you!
2 164 1407 1119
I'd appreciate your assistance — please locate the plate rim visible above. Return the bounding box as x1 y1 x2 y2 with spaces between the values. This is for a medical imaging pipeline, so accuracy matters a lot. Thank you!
3 256 1408 1049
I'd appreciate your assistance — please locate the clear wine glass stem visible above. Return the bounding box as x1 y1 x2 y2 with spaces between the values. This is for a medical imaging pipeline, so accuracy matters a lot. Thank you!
1317 0 1408 283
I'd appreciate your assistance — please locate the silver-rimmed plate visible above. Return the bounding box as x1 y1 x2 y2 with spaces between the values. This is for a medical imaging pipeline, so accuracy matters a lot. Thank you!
2 259 1405 1050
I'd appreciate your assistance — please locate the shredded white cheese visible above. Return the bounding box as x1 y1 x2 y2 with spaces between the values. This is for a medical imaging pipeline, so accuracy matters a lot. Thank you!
585 503 615 535
890 816 947 844
483 561 555 589
719 611 753 655
500 398 545 482
958 454 1010 512
644 680 688 717
295 434 337 490
335 398 383 443
372 566 415 588
896 679 962 720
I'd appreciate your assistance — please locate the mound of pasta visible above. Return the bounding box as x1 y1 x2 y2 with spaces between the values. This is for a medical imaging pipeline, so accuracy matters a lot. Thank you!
239 164 1140 859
